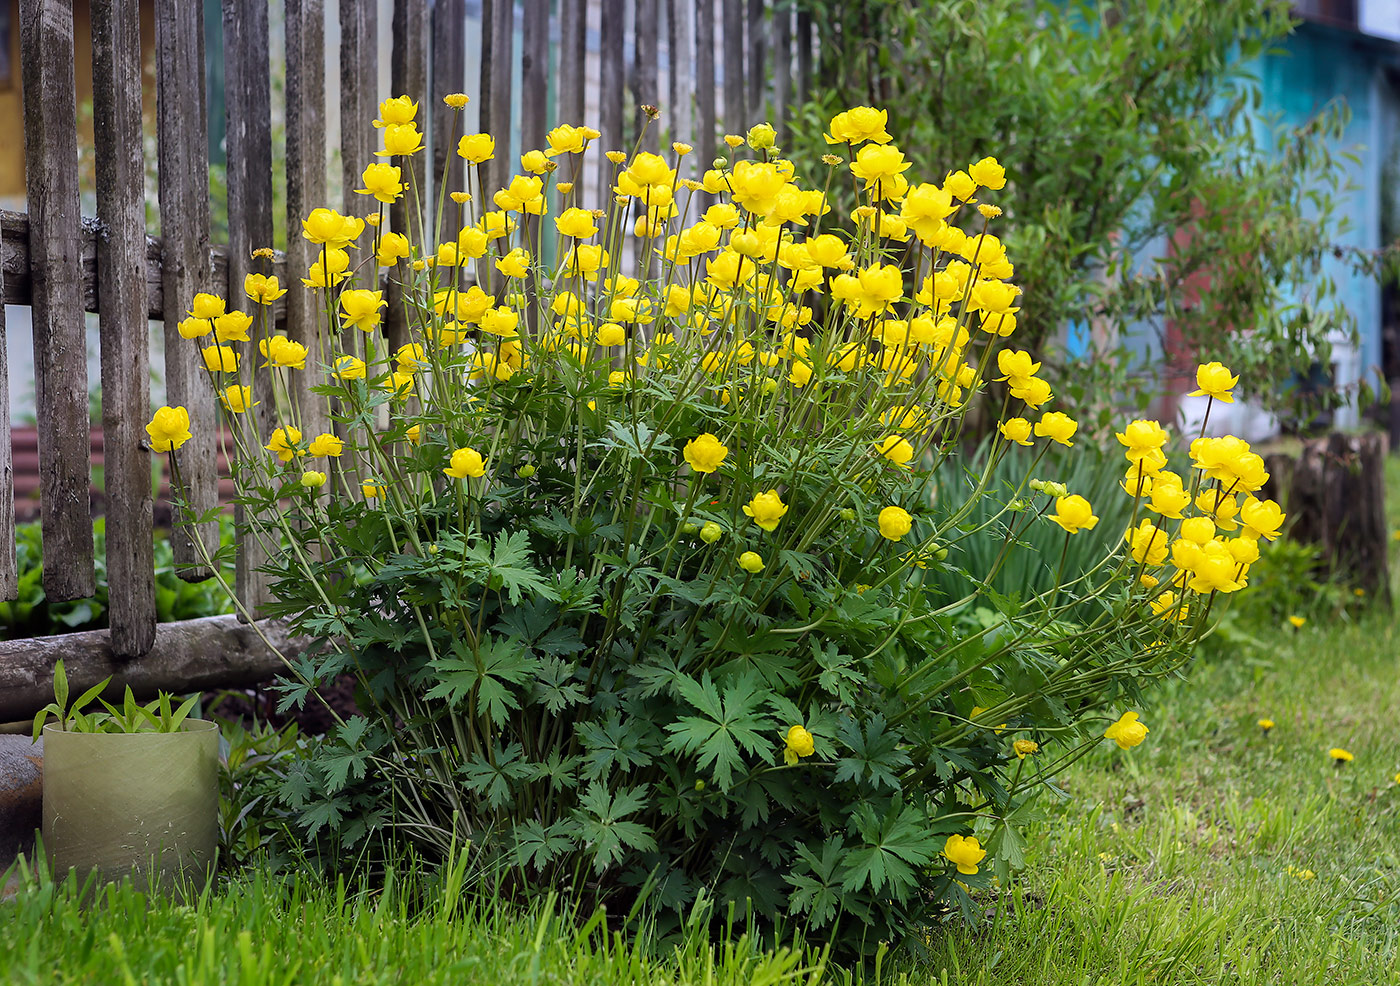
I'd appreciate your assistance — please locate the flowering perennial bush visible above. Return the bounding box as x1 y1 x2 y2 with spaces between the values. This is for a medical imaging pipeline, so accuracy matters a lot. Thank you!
151 98 1283 949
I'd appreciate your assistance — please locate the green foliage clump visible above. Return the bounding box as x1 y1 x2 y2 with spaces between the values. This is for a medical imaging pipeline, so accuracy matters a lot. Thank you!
0 518 234 640
790 0 1377 424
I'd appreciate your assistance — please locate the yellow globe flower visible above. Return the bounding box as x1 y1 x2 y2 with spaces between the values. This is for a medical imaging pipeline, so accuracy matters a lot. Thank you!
1033 411 1077 447
1189 361 1238 403
942 834 986 876
264 426 303 463
1049 494 1098 534
308 433 344 458
145 406 191 453
1013 739 1039 760
998 417 1033 446
201 344 240 373
300 470 327 489
783 724 815 765
738 551 765 574
742 490 789 532
875 435 915 468
877 505 912 542
220 385 255 414
683 433 729 474
444 447 486 480
187 292 226 319
1104 711 1149 750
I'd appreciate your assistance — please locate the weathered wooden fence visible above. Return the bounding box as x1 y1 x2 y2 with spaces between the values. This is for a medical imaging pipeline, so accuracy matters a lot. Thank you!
0 0 816 719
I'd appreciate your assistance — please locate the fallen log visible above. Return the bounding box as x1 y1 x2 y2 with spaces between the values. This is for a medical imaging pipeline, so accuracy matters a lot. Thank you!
0 615 308 722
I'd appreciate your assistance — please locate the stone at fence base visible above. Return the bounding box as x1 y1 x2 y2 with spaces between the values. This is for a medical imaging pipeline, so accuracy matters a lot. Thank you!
0 734 43 870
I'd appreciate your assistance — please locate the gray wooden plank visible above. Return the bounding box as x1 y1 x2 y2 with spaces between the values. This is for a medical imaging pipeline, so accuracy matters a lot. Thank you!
722 0 744 133
0 227 12 602
746 0 765 128
557 0 586 127
669 0 695 168
156 0 218 581
389 0 427 354
432 0 467 203
633 0 659 155
696 0 716 200
223 0 276 615
773 1 790 142
286 0 328 444
20 0 95 602
480 0 515 202
597 0 624 198
92 0 156 656
340 0 379 216
521 1 548 155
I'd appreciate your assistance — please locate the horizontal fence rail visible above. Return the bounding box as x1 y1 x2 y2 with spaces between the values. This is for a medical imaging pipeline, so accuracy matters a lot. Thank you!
1 0 816 711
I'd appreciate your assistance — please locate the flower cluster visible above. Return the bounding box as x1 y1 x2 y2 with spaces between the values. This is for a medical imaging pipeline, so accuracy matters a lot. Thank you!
146 97 1281 950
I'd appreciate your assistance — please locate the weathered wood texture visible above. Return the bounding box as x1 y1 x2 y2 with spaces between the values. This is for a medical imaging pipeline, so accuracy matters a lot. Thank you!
156 0 218 580
91 0 156 657
1262 432 1392 605
223 0 277 614
20 0 95 603
481 0 516 201
0 218 11 602
0 616 312 722
339 0 379 215
432 0 467 200
557 0 587 126
633 0 659 154
388 0 428 354
597 0 624 197
285 0 328 443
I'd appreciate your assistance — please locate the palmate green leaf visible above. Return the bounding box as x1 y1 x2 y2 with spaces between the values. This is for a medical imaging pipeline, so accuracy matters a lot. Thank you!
486 530 557 605
577 710 655 780
509 818 577 869
784 836 848 928
424 635 542 726
459 743 532 810
833 715 911 792
571 782 657 874
663 673 775 791
839 801 941 897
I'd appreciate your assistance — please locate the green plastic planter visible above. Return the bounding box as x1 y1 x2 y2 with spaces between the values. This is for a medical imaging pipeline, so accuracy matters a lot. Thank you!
42 719 219 893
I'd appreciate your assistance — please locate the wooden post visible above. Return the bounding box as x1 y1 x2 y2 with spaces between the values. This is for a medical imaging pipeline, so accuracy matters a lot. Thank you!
773 1 790 142
156 0 218 581
0 205 12 602
286 0 328 442
389 0 428 354
1262 432 1391 605
670 0 695 177
597 0 624 196
795 7 811 109
481 0 516 203
696 0 716 208
558 0 587 120
20 0 95 602
339 0 379 216
722 0 744 133
92 0 157 656
431 0 467 205
633 0 659 155
746 0 766 128
223 0 276 615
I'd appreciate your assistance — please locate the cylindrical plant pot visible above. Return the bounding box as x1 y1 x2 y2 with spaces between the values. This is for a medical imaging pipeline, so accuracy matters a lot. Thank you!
42 719 219 893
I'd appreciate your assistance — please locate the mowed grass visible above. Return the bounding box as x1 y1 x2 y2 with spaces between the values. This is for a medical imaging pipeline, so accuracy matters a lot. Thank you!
920 613 1400 986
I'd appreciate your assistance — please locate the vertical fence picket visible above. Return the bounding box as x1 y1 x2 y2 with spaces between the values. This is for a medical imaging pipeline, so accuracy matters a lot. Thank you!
633 0 659 155
389 0 427 354
157 0 217 580
286 0 328 444
481 0 515 202
670 0 695 174
521 2 549 335
722 0 744 134
92 0 156 656
696 0 716 206
340 0 379 216
0 240 12 601
773 1 790 142
597 0 624 198
223 0 276 614
432 0 467 204
557 0 586 126
747 0 766 127
21 0 95 602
